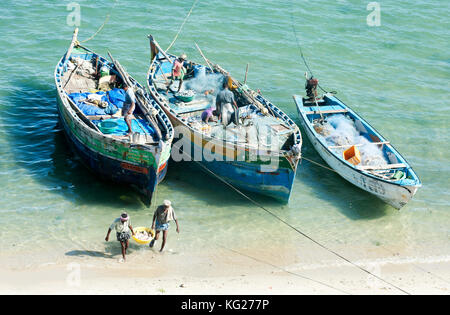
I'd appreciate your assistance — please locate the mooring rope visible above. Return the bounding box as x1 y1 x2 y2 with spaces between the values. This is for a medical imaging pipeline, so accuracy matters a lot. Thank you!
170 143 411 295
289 5 334 94
79 0 120 44
219 245 352 295
302 156 337 173
166 0 200 52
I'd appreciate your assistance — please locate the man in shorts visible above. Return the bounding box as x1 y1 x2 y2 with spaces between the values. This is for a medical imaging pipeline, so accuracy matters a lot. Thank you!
170 53 187 93
122 84 136 137
105 211 135 262
149 200 180 252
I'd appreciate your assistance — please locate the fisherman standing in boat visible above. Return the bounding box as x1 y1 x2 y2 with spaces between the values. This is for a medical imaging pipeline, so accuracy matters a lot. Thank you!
149 200 180 252
216 79 239 127
170 53 188 93
122 84 136 137
305 72 319 101
105 211 135 263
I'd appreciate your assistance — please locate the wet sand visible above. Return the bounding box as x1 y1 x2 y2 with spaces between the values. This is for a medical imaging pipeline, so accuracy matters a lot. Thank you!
1 244 449 295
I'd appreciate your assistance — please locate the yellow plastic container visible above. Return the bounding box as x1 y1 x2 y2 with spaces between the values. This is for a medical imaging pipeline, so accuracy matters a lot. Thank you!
132 227 155 245
343 145 361 166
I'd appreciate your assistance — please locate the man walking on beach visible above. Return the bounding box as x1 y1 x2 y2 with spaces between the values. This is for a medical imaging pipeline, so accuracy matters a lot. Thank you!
149 200 180 252
122 84 136 137
105 211 135 262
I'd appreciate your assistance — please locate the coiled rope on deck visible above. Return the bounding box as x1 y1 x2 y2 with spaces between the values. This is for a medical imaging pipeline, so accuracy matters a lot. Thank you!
166 0 200 52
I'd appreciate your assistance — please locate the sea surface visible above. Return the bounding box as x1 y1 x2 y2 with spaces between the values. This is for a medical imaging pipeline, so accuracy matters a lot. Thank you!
0 0 448 273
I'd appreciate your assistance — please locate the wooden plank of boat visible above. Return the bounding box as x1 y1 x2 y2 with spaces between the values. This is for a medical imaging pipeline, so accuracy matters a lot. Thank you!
305 109 348 115
357 163 406 171
328 141 390 149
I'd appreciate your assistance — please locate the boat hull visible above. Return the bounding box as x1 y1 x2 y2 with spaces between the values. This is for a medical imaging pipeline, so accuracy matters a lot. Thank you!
294 95 420 209
168 111 298 203
56 93 169 200
300 119 418 209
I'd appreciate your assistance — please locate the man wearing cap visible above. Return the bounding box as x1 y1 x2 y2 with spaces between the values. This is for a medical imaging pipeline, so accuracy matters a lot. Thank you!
170 53 187 93
105 211 135 262
149 200 180 252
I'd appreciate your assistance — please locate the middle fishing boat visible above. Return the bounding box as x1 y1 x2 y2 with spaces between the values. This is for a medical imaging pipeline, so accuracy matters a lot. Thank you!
146 36 302 202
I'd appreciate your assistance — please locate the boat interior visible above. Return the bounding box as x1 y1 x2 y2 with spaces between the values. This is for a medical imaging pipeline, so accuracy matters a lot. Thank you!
150 54 298 151
57 46 165 143
299 94 419 183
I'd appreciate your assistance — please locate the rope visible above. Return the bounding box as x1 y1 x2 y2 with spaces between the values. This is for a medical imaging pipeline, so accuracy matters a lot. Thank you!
289 4 333 94
171 143 411 295
166 0 200 52
219 245 352 295
79 0 120 44
302 156 337 173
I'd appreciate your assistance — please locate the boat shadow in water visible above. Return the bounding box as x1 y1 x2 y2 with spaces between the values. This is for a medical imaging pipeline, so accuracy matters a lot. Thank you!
164 159 284 208
3 78 145 209
295 123 390 220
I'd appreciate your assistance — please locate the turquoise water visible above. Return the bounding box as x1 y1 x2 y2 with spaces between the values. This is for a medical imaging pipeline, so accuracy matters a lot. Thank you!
0 0 449 270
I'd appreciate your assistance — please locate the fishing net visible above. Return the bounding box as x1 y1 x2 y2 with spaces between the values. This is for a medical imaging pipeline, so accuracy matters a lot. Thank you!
315 115 389 167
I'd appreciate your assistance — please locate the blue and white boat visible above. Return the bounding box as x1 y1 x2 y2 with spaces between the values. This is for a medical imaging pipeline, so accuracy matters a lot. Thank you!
293 92 421 209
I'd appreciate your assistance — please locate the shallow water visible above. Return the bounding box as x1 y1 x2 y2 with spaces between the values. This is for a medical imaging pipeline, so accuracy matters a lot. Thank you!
0 1 449 271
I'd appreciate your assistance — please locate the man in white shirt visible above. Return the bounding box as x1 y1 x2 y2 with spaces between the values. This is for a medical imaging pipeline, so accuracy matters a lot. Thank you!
105 211 135 262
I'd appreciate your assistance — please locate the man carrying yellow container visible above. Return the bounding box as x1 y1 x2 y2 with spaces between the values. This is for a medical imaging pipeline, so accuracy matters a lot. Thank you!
149 200 180 252
105 211 135 263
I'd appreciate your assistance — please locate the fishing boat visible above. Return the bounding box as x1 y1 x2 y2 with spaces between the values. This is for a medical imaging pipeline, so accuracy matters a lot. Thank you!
293 84 421 209
54 29 173 204
146 35 302 202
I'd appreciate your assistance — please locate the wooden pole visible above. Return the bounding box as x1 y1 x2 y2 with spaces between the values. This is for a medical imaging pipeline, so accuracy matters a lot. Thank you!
65 28 79 62
244 63 249 85
148 35 172 62
194 42 214 72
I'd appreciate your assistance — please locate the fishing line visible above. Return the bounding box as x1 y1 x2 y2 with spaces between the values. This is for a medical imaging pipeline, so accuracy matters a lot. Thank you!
166 0 200 52
218 245 352 295
79 0 120 44
170 142 411 295
289 3 334 94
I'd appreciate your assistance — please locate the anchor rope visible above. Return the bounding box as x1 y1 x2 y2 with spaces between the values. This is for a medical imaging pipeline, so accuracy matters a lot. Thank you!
289 6 333 94
218 245 352 295
79 0 120 44
170 142 411 295
301 156 337 173
166 0 200 52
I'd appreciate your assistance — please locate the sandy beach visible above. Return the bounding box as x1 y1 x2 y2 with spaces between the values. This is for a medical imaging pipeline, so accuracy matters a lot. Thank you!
1 243 449 295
